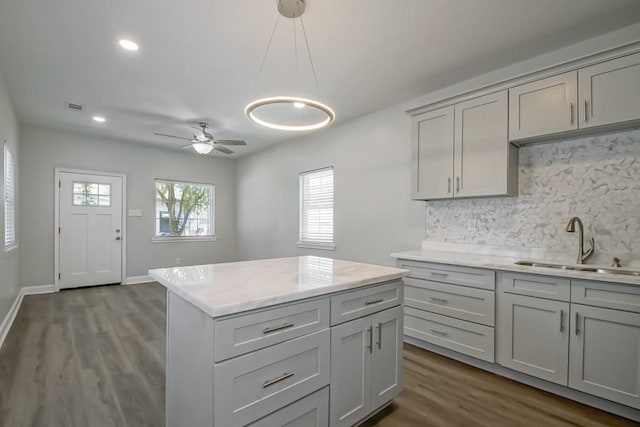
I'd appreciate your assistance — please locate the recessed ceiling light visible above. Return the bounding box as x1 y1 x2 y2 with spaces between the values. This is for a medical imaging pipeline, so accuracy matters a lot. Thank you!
92 116 106 123
118 39 139 51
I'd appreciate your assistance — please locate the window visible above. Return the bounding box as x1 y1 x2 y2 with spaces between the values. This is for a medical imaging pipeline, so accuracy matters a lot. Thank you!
299 167 334 249
4 143 16 250
154 179 215 240
72 182 111 206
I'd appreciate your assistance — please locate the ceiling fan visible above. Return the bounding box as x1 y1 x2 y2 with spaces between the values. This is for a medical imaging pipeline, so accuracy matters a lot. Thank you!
154 122 247 155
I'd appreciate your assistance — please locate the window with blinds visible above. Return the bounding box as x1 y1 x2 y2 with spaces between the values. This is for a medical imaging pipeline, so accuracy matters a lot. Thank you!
299 167 334 249
4 144 16 249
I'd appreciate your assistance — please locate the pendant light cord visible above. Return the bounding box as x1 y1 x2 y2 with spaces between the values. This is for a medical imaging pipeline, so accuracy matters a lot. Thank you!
299 14 319 89
257 14 281 83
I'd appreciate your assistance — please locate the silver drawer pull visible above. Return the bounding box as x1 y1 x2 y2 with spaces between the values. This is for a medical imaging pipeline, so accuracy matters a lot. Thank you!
263 372 294 388
365 298 384 306
430 272 448 277
263 322 294 334
430 296 448 303
430 328 448 336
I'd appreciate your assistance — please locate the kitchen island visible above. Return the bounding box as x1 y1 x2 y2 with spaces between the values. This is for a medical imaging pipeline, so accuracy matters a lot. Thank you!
149 256 407 427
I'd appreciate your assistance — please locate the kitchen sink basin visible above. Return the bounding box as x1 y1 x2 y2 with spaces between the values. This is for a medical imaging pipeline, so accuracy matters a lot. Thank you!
514 260 640 277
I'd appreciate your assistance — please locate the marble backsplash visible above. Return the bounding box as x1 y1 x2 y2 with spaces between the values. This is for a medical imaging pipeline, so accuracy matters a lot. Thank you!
425 129 640 266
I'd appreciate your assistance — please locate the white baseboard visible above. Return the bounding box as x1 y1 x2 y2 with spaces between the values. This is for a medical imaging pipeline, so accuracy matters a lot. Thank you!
124 275 154 285
0 284 55 351
22 284 55 295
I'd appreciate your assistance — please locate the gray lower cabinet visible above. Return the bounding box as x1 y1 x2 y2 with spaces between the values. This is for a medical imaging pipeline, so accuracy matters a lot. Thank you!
330 305 403 427
248 387 329 427
497 292 569 385
569 304 640 409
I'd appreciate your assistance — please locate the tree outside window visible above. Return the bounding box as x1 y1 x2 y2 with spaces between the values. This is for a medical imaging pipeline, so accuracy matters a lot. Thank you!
155 180 215 238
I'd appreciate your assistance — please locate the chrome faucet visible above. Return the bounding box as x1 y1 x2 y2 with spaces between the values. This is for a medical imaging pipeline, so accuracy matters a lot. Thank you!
566 216 595 264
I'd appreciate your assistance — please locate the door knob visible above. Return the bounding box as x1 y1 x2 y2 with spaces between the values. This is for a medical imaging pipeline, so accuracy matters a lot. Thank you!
115 229 121 233
115 236 121 241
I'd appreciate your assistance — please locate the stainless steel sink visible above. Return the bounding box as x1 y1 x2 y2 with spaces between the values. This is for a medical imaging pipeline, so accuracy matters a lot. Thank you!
514 261 640 277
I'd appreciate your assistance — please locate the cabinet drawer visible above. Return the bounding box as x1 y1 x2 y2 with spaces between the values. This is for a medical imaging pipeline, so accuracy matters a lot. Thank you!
248 387 329 427
214 298 330 362
213 329 330 427
404 307 495 362
398 261 495 290
404 278 495 326
572 280 640 313
499 272 570 301
330 281 402 325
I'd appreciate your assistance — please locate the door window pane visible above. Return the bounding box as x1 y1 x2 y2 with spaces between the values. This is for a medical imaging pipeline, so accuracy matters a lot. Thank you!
73 182 111 206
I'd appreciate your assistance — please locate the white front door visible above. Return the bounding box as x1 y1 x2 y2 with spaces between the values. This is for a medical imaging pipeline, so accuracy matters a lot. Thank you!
58 172 123 288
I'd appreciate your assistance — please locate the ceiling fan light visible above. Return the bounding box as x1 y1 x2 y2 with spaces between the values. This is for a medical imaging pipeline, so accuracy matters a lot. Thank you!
293 102 306 109
192 142 213 154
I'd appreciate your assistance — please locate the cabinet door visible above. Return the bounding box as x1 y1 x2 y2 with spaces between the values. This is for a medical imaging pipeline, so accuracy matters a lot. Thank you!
412 106 454 200
454 90 515 198
370 306 403 410
579 52 640 129
330 316 371 427
497 293 569 385
509 71 578 140
569 304 640 409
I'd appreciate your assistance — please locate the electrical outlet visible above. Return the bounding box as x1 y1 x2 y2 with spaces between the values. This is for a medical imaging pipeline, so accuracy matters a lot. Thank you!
468 219 478 230
176 257 181 265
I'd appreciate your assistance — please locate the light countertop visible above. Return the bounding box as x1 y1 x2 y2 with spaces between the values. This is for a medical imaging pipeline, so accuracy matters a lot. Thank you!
149 256 407 317
391 249 640 286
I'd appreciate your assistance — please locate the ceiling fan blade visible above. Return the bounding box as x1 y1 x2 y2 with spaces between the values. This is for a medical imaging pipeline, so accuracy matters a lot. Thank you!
154 132 194 142
213 145 234 155
215 139 247 146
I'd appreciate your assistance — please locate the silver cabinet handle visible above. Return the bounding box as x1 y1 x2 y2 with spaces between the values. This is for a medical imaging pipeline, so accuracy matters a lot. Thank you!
430 328 448 336
570 102 574 125
376 323 382 350
367 326 373 354
575 312 580 335
430 272 448 277
584 100 589 122
263 322 294 334
560 309 565 332
456 176 460 193
447 177 452 194
365 298 383 306
263 372 294 388
430 296 448 303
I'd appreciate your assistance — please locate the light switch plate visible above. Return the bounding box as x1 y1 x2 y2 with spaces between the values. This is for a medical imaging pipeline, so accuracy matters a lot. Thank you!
128 208 142 217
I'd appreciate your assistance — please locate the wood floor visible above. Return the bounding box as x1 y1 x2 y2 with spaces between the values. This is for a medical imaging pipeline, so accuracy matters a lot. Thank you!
0 283 637 427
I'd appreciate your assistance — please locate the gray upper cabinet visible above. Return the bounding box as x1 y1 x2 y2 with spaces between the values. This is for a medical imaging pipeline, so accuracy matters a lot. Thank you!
412 106 454 200
509 71 578 141
454 90 517 198
579 52 640 129
412 90 517 200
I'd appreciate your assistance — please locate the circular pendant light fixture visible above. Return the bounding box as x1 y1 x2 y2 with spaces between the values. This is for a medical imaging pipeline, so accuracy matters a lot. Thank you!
245 0 335 132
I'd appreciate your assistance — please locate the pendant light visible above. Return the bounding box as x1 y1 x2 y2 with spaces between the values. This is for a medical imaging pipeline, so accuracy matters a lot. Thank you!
245 0 335 132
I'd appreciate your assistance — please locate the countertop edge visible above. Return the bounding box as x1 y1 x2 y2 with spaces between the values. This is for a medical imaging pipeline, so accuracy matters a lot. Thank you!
150 270 407 318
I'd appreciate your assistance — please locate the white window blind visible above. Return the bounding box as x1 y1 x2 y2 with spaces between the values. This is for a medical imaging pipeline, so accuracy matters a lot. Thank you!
299 167 334 246
4 144 16 249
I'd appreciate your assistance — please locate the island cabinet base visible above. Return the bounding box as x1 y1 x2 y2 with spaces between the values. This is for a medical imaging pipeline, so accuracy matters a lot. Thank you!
164 278 405 427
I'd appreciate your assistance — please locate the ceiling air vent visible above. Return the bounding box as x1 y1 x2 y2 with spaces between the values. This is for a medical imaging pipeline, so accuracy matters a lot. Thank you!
65 102 85 112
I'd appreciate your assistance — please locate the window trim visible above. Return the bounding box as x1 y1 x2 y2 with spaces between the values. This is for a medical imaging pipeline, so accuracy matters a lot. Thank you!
154 178 216 242
4 142 17 253
298 166 335 251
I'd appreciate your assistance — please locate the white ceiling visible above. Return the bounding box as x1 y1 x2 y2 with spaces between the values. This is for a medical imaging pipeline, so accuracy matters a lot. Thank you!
1 0 640 157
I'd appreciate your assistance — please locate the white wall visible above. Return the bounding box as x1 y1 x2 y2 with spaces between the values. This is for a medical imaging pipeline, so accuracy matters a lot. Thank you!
0 65 20 322
19 125 237 286
236 106 425 266
235 23 640 267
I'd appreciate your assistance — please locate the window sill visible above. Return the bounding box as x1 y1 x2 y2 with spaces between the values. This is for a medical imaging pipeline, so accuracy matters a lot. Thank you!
152 236 218 243
297 241 336 251
3 244 18 257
